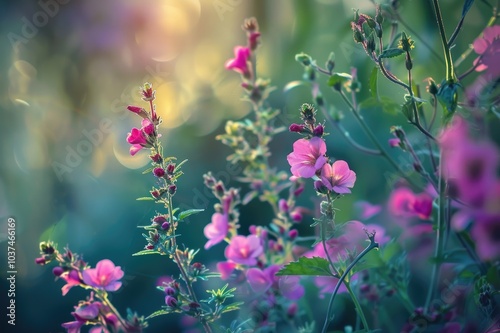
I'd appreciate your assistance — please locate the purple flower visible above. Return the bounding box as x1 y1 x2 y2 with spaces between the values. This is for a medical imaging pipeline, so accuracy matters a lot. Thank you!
320 160 356 194
60 269 83 296
388 187 433 220
126 119 155 156
354 201 382 220
287 137 327 178
471 216 500 261
225 46 251 77
246 265 304 300
82 259 124 292
217 261 237 280
203 212 229 249
224 235 263 266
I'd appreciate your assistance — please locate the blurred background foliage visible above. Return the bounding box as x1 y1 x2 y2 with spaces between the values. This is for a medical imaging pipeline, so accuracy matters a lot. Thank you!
0 0 495 332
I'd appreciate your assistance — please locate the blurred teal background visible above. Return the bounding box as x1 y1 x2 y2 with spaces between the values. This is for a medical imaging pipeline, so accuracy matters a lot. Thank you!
0 0 494 332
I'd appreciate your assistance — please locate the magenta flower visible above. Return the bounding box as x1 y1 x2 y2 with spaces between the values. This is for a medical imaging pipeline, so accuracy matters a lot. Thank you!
126 119 155 156
60 269 83 296
246 267 273 294
473 25 500 77
217 261 237 280
355 201 382 220
287 137 327 178
224 235 263 266
388 138 400 147
204 212 229 249
388 187 433 220
82 259 124 292
246 265 304 300
320 160 356 193
225 46 251 77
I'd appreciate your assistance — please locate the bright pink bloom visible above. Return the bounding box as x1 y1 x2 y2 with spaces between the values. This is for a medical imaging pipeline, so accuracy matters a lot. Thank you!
126 119 155 156
204 213 229 249
127 128 147 145
60 269 83 296
225 46 251 76
224 235 263 266
141 119 155 136
388 187 433 220
82 259 124 292
287 137 327 178
473 25 500 77
320 160 356 193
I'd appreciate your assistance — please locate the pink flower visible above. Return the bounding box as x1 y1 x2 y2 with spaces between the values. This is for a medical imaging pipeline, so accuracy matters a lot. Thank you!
320 160 356 193
246 265 304 300
225 46 251 77
217 261 237 280
224 235 263 266
60 269 83 296
388 138 400 147
82 259 124 292
287 137 327 178
473 25 500 77
204 213 229 249
388 187 433 220
126 119 155 156
437 116 469 150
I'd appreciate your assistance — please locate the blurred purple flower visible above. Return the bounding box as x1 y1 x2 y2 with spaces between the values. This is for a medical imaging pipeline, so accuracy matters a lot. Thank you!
355 201 382 220
388 187 433 220
473 25 500 77
204 212 229 249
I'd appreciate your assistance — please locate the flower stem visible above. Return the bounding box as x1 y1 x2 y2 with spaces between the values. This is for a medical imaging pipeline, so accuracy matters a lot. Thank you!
424 151 446 313
345 282 370 331
432 0 455 81
100 292 129 331
321 235 379 333
168 196 213 333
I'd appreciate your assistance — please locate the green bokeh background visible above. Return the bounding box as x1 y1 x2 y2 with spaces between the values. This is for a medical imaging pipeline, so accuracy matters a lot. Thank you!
0 0 494 332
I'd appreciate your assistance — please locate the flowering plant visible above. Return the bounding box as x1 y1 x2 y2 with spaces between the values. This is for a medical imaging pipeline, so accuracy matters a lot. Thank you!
36 2 500 333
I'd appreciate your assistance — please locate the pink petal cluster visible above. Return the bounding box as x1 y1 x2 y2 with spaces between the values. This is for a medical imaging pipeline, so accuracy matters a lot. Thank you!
203 212 229 249
126 119 155 156
224 235 263 266
225 46 251 76
388 187 433 220
287 137 327 178
82 259 124 292
60 269 83 296
320 160 356 194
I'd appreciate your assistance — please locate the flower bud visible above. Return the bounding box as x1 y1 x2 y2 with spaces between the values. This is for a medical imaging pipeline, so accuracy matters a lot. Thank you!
288 229 299 240
166 163 175 175
165 296 178 307
161 222 170 231
127 105 147 118
289 123 305 133
35 257 46 265
326 52 335 73
290 210 303 223
287 303 298 318
153 167 165 178
165 287 176 296
313 124 324 137
150 153 162 163
52 266 64 277
168 185 177 195
300 103 316 125
278 199 289 213
295 53 312 66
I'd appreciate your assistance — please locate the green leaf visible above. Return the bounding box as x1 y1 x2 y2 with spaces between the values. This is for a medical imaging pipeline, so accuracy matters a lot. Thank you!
327 73 352 87
369 66 378 98
132 249 159 256
276 256 333 276
136 197 154 201
142 167 154 175
146 309 171 320
174 159 188 172
221 302 245 314
177 209 204 221
283 80 307 94
379 48 405 59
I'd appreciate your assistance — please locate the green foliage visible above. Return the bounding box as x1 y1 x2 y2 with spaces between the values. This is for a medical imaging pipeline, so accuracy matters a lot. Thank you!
178 209 204 221
276 256 333 276
378 48 405 59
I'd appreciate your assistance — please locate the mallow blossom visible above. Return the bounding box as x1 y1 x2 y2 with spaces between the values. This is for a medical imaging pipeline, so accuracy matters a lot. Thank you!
224 235 263 266
203 212 229 249
287 137 327 178
320 160 356 194
82 259 124 292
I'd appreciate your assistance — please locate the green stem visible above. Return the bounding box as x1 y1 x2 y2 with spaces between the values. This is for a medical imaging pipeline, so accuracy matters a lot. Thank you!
345 282 370 331
168 196 213 333
100 292 129 331
432 0 455 81
321 235 379 333
338 90 419 188
424 151 446 312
